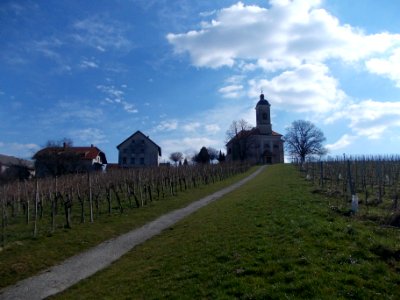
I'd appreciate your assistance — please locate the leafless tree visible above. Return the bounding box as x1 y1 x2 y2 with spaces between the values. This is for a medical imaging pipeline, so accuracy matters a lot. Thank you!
225 119 252 142
284 120 327 164
45 138 73 148
169 152 183 165
226 119 254 161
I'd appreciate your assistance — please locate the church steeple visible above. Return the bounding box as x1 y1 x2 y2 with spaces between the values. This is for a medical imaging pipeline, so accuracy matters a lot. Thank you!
255 93 272 135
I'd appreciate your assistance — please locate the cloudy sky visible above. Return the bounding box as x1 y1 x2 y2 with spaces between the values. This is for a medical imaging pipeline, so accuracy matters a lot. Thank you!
1 0 400 162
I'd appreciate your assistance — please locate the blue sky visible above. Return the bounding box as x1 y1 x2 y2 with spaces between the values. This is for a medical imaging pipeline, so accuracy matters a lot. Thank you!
1 0 400 163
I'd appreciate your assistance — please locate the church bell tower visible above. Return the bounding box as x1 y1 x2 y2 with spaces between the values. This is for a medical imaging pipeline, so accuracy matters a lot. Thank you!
255 93 272 135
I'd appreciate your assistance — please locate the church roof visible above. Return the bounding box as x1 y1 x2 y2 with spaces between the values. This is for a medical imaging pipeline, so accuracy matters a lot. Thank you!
256 93 270 106
226 128 283 145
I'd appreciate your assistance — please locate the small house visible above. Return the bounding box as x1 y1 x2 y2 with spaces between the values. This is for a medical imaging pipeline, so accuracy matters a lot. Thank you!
117 131 161 167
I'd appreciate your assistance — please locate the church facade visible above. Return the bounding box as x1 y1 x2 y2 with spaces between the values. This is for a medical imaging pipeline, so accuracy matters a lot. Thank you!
226 94 284 164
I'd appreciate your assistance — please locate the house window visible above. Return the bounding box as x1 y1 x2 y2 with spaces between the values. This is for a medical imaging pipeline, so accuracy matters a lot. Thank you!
273 144 279 149
140 148 144 153
140 158 144 165
141 140 145 144
122 157 127 164
131 158 135 165
123 148 127 153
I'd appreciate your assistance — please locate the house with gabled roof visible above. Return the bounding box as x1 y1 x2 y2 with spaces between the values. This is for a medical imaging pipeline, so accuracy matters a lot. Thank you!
117 131 161 167
33 144 107 177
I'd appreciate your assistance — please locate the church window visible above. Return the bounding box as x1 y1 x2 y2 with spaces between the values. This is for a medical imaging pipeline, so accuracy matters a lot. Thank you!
262 113 268 120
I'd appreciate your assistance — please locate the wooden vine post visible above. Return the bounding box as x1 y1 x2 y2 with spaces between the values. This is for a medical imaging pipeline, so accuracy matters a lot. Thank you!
33 179 39 237
1 186 6 247
88 172 94 223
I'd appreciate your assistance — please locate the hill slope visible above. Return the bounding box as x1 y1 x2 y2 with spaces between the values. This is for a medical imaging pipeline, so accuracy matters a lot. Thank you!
55 164 400 299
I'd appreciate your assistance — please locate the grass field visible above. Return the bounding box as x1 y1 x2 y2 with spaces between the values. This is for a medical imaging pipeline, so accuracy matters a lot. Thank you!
53 164 400 299
0 166 256 289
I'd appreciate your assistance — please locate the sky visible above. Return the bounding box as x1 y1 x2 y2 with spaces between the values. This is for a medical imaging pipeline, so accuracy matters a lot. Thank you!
1 0 400 163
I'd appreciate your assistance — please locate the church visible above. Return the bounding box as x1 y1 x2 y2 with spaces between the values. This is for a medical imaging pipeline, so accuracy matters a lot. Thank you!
226 93 284 164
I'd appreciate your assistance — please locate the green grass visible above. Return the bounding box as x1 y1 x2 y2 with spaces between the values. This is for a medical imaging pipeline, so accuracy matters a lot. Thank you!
0 166 256 289
53 164 400 299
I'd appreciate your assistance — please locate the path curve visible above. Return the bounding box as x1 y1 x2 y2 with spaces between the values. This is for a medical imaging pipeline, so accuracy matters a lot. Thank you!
0 166 266 300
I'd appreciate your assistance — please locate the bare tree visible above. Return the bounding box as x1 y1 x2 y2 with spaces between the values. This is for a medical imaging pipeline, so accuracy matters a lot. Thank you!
284 120 327 164
46 138 73 148
225 119 252 142
169 152 183 165
226 119 254 161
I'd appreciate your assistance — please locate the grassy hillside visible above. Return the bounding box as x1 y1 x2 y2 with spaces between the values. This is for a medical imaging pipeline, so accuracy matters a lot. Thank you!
0 166 256 289
54 164 400 299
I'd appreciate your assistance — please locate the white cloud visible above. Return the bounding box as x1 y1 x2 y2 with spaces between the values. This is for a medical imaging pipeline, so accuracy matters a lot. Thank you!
326 134 357 151
199 10 216 17
0 142 40 158
167 1 400 70
72 17 132 51
97 84 138 113
205 124 221 134
123 102 138 113
249 63 347 114
33 38 64 60
182 122 201 132
161 136 220 160
69 128 108 145
218 84 243 98
31 37 72 73
366 48 400 87
327 99 400 139
80 59 99 69
155 120 178 131
56 101 104 122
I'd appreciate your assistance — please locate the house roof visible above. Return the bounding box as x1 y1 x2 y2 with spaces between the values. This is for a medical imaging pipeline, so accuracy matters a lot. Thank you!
226 127 283 145
33 145 107 164
0 154 34 169
117 130 162 156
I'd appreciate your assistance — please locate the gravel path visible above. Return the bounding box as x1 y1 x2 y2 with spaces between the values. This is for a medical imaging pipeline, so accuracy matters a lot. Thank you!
0 166 265 300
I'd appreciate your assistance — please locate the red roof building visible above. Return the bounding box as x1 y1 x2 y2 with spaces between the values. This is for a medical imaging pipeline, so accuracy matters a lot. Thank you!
33 144 107 177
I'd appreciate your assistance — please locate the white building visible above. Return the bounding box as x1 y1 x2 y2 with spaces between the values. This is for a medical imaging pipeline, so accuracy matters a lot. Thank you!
226 94 284 164
117 131 161 167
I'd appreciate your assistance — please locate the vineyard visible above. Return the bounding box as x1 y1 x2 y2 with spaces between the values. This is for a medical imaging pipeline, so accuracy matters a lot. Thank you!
0 163 250 247
301 156 400 226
